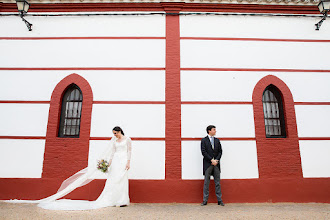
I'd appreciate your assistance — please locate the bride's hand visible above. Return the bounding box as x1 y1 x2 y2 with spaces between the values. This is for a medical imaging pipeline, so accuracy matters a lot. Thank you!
125 162 130 170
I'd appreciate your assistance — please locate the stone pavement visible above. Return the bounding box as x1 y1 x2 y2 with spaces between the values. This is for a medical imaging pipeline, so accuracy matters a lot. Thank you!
1 202 329 219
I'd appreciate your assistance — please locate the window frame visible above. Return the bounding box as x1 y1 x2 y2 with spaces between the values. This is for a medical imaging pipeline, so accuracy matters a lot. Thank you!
58 84 83 138
262 85 287 138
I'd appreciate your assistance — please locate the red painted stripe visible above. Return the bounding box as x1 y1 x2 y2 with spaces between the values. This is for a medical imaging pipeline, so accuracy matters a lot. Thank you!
90 137 165 141
0 37 165 40
299 137 330 140
0 136 165 141
0 101 164 104
0 2 319 14
2 136 329 141
183 137 330 141
93 101 165 104
0 3 165 13
5 36 328 43
182 101 252 105
0 101 50 104
181 37 330 43
0 67 165 71
181 68 330 73
182 137 256 141
2 101 328 106
294 102 330 105
182 101 330 105
131 137 165 141
180 3 318 15
1 67 329 72
0 136 46 140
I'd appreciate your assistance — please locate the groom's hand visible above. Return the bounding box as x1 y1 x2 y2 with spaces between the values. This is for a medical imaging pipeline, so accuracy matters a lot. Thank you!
211 159 218 166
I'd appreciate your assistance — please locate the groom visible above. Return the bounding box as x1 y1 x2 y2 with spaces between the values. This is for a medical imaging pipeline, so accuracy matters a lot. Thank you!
201 125 224 206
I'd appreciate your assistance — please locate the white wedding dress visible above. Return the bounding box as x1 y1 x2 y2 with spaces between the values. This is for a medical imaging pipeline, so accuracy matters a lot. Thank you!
6 136 132 210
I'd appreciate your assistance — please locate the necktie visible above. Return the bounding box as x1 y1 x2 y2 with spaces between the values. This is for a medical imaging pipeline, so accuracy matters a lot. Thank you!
211 137 214 149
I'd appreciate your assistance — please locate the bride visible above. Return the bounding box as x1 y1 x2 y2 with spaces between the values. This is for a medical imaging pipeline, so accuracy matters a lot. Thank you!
7 126 132 210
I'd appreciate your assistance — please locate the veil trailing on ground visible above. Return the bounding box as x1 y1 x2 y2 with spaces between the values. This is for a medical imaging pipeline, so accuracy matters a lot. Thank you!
6 136 117 204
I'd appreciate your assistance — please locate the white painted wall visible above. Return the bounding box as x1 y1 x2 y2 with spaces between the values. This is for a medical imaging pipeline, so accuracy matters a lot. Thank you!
299 140 330 178
0 71 64 101
0 14 165 37
0 139 45 178
2 70 326 103
182 140 259 179
0 39 165 68
181 40 330 70
91 104 165 137
89 140 165 179
0 13 329 181
180 16 330 70
180 15 330 40
83 70 165 101
0 104 49 136
181 71 330 102
0 71 165 101
295 105 330 137
181 104 255 138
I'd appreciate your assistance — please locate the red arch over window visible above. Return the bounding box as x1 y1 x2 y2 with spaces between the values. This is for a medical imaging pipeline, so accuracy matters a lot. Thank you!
42 74 93 179
252 75 302 179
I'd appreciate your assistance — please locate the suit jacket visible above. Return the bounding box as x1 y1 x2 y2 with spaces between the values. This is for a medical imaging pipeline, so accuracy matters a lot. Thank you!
201 136 222 175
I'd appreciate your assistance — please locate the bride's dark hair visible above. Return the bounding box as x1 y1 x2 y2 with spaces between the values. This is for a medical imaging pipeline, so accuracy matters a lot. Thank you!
113 126 125 135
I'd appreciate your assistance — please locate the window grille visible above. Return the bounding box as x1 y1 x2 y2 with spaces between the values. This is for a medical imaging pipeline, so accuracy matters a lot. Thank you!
262 85 286 138
58 84 83 138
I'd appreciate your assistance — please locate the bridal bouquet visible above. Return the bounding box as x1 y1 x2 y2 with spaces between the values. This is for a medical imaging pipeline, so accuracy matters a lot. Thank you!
97 159 110 173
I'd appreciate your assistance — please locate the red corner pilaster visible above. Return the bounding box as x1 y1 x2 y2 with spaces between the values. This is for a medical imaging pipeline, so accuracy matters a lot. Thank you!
164 3 182 180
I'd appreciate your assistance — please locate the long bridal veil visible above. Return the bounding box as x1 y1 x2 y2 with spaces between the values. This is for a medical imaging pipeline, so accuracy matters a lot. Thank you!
6 137 117 207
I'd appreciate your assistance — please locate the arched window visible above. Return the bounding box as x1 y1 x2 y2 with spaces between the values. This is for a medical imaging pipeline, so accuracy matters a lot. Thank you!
253 75 302 179
58 84 83 138
43 74 93 179
262 85 286 138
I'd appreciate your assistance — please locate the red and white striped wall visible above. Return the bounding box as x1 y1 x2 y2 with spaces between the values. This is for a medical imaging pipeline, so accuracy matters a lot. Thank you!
0 3 329 203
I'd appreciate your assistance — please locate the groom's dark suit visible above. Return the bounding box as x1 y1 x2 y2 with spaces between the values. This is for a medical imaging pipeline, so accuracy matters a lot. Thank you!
201 136 222 175
201 135 223 203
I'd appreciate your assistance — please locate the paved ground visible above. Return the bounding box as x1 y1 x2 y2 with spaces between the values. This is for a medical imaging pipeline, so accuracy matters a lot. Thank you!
1 202 329 220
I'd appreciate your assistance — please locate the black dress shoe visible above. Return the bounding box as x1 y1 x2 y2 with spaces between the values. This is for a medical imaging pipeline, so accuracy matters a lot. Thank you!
120 205 127 207
218 201 225 206
201 201 207 206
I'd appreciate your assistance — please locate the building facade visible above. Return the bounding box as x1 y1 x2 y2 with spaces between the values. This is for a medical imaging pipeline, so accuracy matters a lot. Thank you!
0 0 329 203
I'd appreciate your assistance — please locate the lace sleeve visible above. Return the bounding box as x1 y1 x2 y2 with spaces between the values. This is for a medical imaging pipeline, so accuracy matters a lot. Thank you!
127 137 132 161
109 140 116 162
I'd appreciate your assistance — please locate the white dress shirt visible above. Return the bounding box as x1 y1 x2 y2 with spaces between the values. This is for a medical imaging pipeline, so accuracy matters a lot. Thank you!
208 135 214 149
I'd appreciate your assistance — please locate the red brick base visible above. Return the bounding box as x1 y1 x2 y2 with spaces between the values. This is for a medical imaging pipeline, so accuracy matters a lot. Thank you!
1 178 329 203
